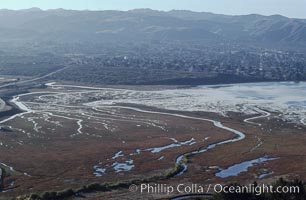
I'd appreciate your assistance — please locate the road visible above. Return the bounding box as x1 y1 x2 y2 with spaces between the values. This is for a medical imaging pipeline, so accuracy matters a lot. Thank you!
0 66 69 89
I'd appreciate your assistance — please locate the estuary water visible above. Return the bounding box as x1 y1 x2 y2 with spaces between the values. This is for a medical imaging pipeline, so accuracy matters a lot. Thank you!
88 81 306 125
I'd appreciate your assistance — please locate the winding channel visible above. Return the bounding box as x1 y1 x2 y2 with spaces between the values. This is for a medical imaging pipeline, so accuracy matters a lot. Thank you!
243 106 271 126
1 82 247 179
102 105 245 176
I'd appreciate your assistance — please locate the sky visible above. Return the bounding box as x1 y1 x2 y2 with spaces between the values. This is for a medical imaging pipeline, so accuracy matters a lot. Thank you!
0 0 305 19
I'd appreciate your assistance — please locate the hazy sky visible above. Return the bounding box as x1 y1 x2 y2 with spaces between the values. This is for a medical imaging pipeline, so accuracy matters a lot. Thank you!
0 0 305 18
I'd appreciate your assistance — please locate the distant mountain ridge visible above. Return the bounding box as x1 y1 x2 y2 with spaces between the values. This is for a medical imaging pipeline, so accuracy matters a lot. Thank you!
0 8 305 45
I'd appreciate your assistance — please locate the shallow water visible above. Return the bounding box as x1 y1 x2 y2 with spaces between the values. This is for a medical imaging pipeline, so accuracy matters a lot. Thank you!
216 157 279 178
87 82 306 124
